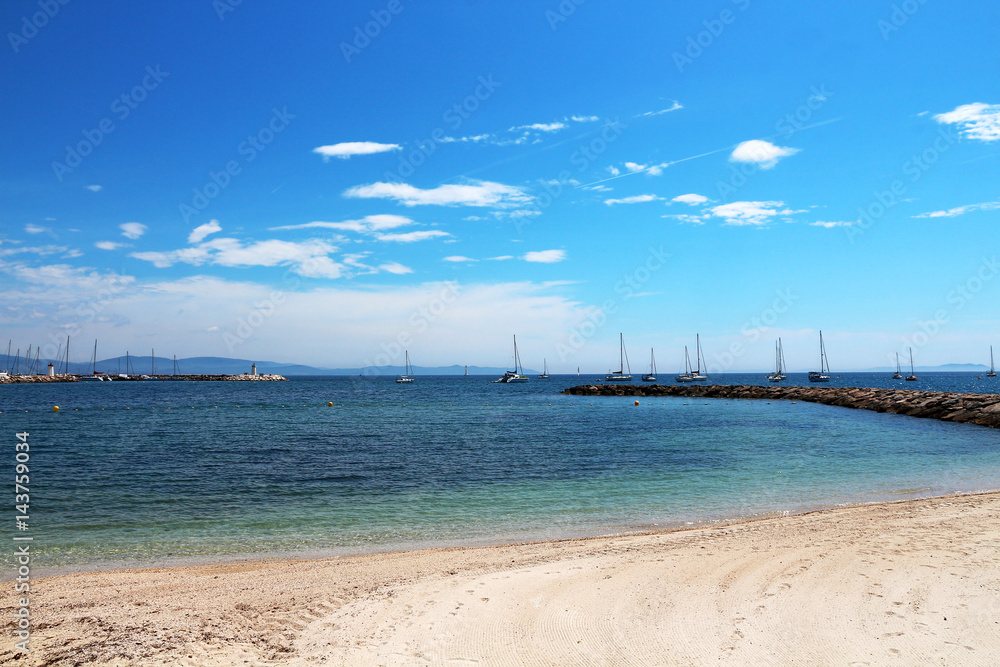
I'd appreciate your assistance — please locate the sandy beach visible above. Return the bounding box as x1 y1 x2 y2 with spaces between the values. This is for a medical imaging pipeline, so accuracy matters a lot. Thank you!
4 492 999 665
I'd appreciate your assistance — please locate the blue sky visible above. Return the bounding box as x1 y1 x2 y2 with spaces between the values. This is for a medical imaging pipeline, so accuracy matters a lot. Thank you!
2 0 998 372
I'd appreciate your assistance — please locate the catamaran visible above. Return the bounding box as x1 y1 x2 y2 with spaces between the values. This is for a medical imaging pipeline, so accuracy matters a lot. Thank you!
905 347 918 381
494 336 529 383
988 346 996 378
537 359 549 379
396 350 415 383
808 331 831 382
892 353 903 379
604 333 632 382
642 348 657 382
766 338 786 382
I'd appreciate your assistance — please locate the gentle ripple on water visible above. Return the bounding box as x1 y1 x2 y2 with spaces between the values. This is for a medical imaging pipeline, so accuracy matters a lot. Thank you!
1 373 998 572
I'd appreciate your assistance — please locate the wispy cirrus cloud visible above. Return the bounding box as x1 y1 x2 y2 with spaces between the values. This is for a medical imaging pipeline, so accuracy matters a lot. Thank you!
934 103 1000 142
313 141 402 160
95 241 126 250
444 255 477 263
663 214 708 225
375 230 450 243
604 194 661 205
810 220 856 228
85 185 102 192
729 140 800 169
271 214 414 233
510 122 566 132
344 180 532 208
913 200 1000 218
635 101 683 118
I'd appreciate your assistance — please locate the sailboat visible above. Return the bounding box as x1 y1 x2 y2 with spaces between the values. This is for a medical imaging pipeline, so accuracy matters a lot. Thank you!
79 339 107 381
676 346 695 383
988 346 996 378
892 353 903 379
494 336 529 383
396 351 415 383
642 348 657 382
766 338 786 382
537 359 549 379
905 347 918 381
808 331 831 382
464 365 468 376
690 334 708 381
604 333 632 382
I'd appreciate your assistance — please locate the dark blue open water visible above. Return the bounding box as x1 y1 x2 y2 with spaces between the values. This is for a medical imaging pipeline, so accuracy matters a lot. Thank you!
1 373 998 574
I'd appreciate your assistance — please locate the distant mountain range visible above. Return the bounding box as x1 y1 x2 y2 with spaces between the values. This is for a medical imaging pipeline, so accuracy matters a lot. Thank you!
0 354 988 376
0 354 535 376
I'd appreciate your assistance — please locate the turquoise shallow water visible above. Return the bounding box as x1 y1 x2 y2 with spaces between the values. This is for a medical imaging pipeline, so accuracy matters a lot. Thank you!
1 373 998 574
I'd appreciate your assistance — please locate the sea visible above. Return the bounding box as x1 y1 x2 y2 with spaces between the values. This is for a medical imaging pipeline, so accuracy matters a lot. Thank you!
2 372 999 575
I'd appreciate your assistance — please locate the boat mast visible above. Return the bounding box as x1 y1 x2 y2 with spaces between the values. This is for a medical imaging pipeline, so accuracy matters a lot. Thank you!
92 339 98 374
619 333 624 374
909 347 914 375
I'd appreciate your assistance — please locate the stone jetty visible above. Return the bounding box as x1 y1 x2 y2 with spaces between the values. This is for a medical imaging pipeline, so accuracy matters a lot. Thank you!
0 374 78 384
562 384 1000 429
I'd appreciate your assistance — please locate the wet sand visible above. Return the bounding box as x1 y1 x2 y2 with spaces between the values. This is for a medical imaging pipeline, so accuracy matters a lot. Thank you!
4 492 999 665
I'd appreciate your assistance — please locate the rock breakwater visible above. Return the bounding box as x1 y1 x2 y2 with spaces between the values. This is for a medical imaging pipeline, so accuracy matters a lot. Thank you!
562 384 1000 429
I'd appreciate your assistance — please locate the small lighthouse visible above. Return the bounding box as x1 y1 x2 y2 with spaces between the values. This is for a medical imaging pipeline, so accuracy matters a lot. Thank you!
47 363 55 377
251 362 257 376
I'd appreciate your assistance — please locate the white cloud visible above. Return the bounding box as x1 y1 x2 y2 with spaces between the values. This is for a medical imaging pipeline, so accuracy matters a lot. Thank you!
344 180 532 208
663 214 708 225
440 133 494 144
271 214 413 233
583 184 613 192
934 103 1000 142
132 237 340 273
24 224 49 234
510 122 567 133
120 222 147 239
913 200 1000 218
729 140 800 169
604 194 661 206
809 220 856 228
378 262 413 275
607 166 620 176
672 193 709 205
85 185 102 192
570 115 599 122
444 255 477 262
624 162 647 172
313 142 402 160
523 249 566 263
95 241 125 250
487 255 514 261
188 220 223 244
636 101 683 117
375 230 450 243
708 201 804 226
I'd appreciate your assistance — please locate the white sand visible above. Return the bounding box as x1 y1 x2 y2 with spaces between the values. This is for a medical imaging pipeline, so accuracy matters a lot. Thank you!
4 492 999 665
